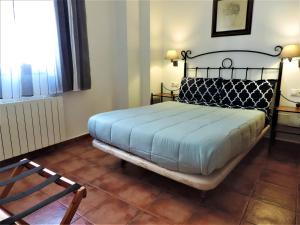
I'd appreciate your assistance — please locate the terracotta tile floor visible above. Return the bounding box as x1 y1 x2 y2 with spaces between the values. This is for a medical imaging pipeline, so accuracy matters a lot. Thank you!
1 136 300 225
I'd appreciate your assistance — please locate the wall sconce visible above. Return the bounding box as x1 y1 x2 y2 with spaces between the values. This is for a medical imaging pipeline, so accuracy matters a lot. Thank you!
280 44 300 108
165 50 180 66
280 44 300 67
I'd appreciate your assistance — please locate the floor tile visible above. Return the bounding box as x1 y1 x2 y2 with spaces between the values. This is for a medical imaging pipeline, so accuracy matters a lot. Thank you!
92 154 122 170
298 187 300 213
9 173 45 195
204 189 249 220
269 142 299 163
60 184 110 216
265 158 298 176
128 212 171 225
116 180 161 208
35 150 76 167
233 162 264 179
4 191 50 213
25 201 80 224
0 170 13 193
72 216 93 225
41 182 66 197
142 171 183 194
2 136 299 225
83 198 139 224
241 145 268 166
65 164 110 184
51 158 89 174
64 144 96 156
163 183 208 204
260 169 298 189
90 170 139 193
239 221 255 225
186 207 240 225
253 181 297 210
221 170 257 196
146 193 198 223
244 199 295 225
76 148 107 163
115 163 150 179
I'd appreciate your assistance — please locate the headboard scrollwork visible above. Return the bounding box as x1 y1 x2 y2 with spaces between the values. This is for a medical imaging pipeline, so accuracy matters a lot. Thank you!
181 46 283 79
180 46 284 149
181 46 283 61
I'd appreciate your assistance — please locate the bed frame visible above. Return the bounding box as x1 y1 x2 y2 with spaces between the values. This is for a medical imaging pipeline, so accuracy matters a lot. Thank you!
93 46 283 193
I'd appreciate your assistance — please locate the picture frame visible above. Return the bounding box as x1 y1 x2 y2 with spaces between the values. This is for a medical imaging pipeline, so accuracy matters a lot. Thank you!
211 0 254 37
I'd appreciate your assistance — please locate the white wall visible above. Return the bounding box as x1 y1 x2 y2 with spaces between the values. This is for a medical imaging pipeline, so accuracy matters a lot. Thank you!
150 0 300 129
139 0 151 106
63 0 115 139
112 0 150 109
150 1 164 94
127 0 141 107
63 0 151 140
62 0 300 140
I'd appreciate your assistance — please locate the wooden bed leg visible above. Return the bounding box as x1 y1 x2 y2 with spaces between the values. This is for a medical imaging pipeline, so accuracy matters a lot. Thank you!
0 166 24 199
120 159 127 168
60 187 87 225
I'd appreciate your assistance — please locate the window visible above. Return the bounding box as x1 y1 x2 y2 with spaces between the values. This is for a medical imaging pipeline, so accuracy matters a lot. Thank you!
0 0 62 99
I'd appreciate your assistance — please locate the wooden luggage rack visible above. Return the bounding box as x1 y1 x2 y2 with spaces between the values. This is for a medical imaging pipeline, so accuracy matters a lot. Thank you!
0 159 87 225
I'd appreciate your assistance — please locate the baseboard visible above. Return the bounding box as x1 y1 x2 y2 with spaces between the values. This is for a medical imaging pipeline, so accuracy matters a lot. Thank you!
59 133 91 147
65 133 90 142
0 133 92 167
274 137 300 145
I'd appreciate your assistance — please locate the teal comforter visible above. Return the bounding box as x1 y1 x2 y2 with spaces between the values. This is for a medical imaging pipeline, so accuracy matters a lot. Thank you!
88 102 265 175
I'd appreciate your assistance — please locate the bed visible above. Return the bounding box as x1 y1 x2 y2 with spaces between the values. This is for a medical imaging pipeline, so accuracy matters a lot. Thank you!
89 46 283 192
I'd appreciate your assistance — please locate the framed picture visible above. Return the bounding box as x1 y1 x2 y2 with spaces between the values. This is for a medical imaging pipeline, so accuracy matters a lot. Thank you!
211 0 254 37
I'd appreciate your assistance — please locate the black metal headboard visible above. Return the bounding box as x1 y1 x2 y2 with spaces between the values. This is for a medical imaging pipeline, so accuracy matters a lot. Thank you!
181 46 282 78
181 46 283 110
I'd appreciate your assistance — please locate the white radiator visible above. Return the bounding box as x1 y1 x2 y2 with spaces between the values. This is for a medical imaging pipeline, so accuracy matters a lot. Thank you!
0 96 66 160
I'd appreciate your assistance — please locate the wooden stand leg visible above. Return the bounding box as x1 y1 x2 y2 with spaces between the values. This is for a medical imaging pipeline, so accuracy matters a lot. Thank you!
268 108 279 154
0 166 24 198
150 93 154 105
60 187 87 225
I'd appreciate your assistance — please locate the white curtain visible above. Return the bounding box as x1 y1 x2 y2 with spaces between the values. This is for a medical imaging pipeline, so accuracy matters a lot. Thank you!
0 0 62 100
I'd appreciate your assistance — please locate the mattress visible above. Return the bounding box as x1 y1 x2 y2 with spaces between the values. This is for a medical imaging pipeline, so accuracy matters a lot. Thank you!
88 102 265 175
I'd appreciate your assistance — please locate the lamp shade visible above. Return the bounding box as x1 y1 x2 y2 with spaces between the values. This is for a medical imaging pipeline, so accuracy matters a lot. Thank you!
165 50 179 60
280 44 300 59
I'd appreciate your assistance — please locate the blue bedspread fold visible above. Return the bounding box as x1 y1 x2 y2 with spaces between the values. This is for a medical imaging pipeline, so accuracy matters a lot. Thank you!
88 102 265 175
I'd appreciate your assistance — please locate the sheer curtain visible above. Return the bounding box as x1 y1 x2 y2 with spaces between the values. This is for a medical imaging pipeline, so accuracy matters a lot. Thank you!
0 0 62 100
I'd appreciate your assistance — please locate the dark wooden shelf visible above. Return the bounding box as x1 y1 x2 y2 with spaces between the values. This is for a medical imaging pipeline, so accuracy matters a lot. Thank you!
277 106 300 113
152 93 178 98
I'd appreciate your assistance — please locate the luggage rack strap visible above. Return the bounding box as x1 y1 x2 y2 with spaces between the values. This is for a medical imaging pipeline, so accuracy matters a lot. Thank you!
0 174 61 205
0 183 81 225
0 166 43 187
0 159 30 174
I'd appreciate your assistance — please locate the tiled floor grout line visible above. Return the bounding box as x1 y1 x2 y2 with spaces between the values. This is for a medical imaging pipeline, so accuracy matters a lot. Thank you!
238 151 299 225
51 156 274 224
47 156 169 223
72 214 93 225
21 138 300 224
238 155 271 225
125 211 142 225
73 178 171 224
238 174 259 225
84 168 215 224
